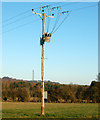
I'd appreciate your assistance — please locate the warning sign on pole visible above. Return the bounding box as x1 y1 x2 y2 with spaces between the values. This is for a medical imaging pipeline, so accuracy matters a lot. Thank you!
44 91 47 99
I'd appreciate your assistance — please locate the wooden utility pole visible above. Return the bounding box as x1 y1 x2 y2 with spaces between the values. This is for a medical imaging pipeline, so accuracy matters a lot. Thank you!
32 6 70 115
32 10 53 115
41 13 45 115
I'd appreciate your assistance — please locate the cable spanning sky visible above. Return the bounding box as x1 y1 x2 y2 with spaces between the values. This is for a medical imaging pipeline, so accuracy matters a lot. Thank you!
1 2 98 85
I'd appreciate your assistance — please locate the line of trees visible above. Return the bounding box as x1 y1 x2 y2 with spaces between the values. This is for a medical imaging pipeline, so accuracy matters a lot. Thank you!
1 77 100 103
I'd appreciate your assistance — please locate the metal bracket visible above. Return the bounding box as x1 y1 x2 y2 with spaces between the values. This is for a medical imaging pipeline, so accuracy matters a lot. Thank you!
41 57 48 60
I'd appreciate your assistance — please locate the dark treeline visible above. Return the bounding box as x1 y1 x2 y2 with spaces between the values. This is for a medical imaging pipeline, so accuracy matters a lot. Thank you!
1 77 100 103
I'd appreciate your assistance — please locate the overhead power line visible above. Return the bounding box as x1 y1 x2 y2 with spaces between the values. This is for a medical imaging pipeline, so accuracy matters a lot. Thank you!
51 9 61 33
51 3 97 34
52 13 70 34
47 7 51 33
3 5 46 23
2 2 79 24
3 10 30 23
2 14 33 27
2 19 41 34
3 2 62 23
2 3 97 35
52 3 97 15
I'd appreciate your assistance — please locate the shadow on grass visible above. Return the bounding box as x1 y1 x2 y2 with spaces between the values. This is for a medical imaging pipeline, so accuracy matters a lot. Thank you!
35 113 56 118
35 113 41 117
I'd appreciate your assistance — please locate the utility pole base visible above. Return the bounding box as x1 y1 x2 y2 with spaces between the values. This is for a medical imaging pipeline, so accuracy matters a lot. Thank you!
41 106 44 115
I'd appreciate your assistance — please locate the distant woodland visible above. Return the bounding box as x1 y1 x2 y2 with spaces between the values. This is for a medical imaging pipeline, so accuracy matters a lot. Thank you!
1 77 100 103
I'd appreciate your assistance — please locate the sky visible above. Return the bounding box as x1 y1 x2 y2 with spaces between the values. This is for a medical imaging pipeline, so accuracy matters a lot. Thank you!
1 2 98 85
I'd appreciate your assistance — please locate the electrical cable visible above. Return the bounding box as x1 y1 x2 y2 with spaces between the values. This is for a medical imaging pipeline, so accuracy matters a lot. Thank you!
47 7 50 33
3 2 62 23
52 13 70 34
2 14 33 27
49 2 79 14
52 3 97 34
51 9 61 33
2 2 76 27
3 10 30 23
2 3 97 35
2 19 41 34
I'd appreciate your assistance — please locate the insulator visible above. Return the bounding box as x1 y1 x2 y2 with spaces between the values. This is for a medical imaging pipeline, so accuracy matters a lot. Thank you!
43 34 45 37
49 33 52 37
57 7 59 10
57 6 61 10
52 14 54 16
32 9 34 11
52 7 56 10
45 33 47 36
45 5 48 8
42 10 44 12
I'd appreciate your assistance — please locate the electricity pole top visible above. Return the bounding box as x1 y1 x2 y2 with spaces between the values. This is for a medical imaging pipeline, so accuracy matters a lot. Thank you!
32 10 54 115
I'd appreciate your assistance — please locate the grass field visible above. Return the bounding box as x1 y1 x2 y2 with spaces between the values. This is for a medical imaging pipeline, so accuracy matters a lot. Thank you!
2 102 99 118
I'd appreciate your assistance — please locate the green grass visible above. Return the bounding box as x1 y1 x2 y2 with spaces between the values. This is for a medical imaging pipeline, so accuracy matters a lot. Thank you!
2 102 99 118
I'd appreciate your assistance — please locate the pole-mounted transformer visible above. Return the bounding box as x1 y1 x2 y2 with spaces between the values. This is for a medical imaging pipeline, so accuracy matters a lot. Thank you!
40 33 52 45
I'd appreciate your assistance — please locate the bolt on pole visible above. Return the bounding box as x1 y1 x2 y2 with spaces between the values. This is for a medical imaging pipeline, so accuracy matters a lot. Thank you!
41 13 45 115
